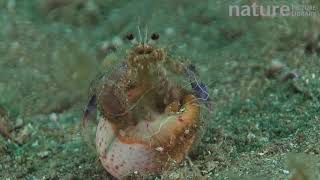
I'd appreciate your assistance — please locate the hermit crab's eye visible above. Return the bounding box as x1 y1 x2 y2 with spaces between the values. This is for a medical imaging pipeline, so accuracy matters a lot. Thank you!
151 33 160 40
126 32 134 41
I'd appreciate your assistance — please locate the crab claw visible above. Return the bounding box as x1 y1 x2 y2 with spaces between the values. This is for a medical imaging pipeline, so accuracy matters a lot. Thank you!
191 81 212 111
191 82 209 101
82 95 97 128
185 64 213 111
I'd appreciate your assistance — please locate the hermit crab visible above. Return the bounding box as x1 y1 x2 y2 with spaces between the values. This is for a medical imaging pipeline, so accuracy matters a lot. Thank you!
82 30 211 179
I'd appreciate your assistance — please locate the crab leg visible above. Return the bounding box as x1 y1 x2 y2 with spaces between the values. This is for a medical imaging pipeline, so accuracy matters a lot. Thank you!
81 95 97 128
0 122 12 139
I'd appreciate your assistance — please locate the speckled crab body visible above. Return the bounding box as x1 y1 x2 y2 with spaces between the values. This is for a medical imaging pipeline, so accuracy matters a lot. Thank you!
83 41 208 179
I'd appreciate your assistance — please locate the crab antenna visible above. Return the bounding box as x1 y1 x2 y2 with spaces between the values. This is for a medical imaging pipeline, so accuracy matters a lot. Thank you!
144 25 148 45
137 18 142 44
137 25 142 44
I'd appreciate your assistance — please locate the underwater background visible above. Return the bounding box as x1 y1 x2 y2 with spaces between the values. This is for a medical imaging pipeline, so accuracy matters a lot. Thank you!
0 0 320 179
